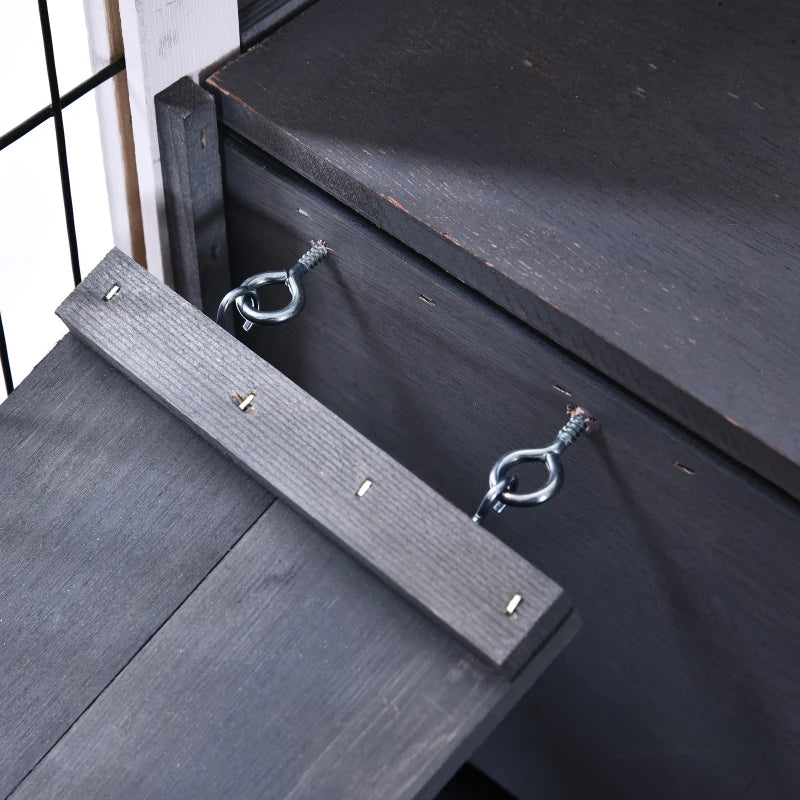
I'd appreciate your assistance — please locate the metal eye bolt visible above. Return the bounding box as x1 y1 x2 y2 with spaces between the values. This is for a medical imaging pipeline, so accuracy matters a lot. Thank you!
216 242 328 332
473 411 591 524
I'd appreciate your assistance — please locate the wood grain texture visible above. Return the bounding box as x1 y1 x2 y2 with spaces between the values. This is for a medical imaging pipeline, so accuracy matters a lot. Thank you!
208 0 800 500
12 501 577 800
221 143 800 799
156 77 231 315
0 335 271 798
56 249 572 670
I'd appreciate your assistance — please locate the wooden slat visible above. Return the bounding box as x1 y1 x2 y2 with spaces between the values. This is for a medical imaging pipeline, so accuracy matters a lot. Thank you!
156 77 231 315
56 249 571 670
208 0 800 500
12 501 577 800
0 336 272 798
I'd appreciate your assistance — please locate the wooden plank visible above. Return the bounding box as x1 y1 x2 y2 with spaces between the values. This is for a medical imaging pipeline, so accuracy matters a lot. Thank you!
207 0 800 501
0 335 272 798
237 0 320 48
220 142 800 798
156 77 231 316
56 249 571 670
12 501 578 800
117 0 239 281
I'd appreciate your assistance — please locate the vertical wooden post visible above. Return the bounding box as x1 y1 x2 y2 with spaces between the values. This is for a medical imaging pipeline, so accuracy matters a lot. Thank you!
84 0 146 267
117 0 239 284
156 77 231 316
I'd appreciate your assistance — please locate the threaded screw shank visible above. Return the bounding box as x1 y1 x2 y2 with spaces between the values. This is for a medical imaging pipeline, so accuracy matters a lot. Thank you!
298 241 328 269
556 414 588 447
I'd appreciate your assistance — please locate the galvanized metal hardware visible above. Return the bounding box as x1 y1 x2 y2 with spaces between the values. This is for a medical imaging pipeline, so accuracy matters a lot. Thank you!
505 593 523 616
102 283 120 301
473 408 591 524
216 241 328 331
233 391 256 412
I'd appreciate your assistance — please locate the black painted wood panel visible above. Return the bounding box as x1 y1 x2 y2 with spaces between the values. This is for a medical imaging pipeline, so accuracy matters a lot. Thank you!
13 501 577 800
0 336 271 798
209 0 800 500
222 141 800 799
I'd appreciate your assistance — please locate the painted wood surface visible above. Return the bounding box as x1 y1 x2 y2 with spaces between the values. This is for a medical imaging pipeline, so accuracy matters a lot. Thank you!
221 142 800 799
0 336 271 798
156 78 231 316
13 501 577 800
118 0 239 281
208 0 800 501
56 249 572 670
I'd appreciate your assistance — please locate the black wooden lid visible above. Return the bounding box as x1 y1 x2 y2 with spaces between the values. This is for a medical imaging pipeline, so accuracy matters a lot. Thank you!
209 0 800 499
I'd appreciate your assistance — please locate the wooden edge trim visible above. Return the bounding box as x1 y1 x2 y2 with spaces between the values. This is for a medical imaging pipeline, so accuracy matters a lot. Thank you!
57 249 572 670
155 77 232 317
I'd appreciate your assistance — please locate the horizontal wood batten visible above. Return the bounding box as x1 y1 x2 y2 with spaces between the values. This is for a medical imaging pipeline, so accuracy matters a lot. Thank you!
56 249 571 670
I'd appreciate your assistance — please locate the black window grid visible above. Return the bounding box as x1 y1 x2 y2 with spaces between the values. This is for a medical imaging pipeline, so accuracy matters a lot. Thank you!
0 0 125 396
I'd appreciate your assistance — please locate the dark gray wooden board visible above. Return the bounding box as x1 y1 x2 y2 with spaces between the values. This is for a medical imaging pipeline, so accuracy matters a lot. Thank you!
221 141 800 799
209 0 800 501
56 249 572 671
12 500 577 800
156 77 231 319
0 336 272 799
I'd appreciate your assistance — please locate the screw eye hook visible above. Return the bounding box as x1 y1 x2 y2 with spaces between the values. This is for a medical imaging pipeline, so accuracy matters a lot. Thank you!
472 474 518 524
216 285 260 331
236 268 305 329
473 411 591 524
490 447 565 507
216 241 328 332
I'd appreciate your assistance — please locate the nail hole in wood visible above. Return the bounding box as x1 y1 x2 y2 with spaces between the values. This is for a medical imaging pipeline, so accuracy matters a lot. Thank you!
674 461 695 475
552 383 572 397
356 478 373 497
200 129 207 149
505 593 523 616
233 392 255 412
418 293 435 306
102 283 120 301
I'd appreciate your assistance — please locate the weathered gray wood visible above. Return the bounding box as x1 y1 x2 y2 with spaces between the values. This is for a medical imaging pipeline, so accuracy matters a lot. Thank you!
12 501 577 800
237 0 319 47
156 77 231 316
220 143 800 798
55 249 572 670
208 0 800 501
0 335 272 798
